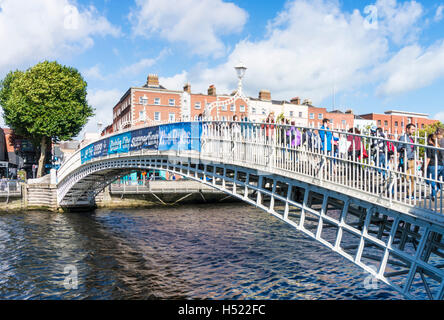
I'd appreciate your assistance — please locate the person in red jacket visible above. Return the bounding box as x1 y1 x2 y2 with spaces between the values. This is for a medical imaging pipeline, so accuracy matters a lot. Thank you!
347 128 362 160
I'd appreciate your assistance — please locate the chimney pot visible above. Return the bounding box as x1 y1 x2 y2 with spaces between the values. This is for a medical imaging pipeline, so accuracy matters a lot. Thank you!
147 74 159 87
259 90 271 101
208 85 216 96
184 83 191 94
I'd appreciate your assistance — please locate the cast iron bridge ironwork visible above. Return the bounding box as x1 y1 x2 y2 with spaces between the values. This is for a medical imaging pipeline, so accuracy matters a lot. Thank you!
56 121 444 300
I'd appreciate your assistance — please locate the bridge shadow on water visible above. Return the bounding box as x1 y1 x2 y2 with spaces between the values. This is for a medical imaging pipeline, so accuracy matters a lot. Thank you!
0 202 409 299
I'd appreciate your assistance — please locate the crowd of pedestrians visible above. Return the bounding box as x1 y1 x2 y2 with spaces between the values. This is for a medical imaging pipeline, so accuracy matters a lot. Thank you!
254 113 444 202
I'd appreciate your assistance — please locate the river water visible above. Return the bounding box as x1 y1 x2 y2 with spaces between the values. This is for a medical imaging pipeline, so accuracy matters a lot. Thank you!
0 203 405 300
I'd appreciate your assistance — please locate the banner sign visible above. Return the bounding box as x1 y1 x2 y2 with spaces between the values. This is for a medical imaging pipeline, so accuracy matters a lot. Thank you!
158 122 202 151
130 126 159 151
80 122 201 164
109 132 131 155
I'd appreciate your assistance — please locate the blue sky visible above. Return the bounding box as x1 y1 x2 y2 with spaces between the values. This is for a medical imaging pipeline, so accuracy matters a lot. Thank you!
0 0 444 135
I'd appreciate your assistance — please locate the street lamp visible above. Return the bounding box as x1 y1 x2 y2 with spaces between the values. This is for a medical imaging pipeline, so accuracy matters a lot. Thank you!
234 62 247 94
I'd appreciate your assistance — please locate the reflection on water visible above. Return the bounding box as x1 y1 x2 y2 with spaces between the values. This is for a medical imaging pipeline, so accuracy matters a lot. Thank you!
0 203 405 299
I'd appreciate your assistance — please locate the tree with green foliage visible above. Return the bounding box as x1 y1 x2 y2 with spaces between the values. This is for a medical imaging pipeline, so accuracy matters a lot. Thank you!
417 122 444 144
0 61 94 178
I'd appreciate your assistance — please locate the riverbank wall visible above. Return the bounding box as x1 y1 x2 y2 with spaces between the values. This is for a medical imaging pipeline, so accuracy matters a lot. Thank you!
0 179 238 213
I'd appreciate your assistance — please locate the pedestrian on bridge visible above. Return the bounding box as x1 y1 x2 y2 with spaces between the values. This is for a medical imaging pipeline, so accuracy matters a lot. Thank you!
425 133 443 202
370 127 388 177
319 119 338 172
347 128 362 160
398 124 417 199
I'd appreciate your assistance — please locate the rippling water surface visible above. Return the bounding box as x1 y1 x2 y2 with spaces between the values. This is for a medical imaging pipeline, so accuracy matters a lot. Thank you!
0 203 405 299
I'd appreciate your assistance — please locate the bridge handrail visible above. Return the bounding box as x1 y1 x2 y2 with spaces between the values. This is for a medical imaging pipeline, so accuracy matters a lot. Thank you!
58 120 444 214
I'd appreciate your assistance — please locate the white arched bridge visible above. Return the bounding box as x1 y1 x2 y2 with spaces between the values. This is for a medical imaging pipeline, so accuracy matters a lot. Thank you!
56 121 444 300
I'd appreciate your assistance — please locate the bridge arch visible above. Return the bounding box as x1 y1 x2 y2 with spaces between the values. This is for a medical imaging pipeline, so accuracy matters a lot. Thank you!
56 121 444 299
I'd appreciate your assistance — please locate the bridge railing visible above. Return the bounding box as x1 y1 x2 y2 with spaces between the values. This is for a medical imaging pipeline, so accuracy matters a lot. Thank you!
58 120 443 214
200 121 444 214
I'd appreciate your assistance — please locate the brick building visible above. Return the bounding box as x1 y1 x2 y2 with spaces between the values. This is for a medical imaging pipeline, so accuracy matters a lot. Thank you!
360 111 439 135
248 92 308 126
307 106 354 130
110 74 249 133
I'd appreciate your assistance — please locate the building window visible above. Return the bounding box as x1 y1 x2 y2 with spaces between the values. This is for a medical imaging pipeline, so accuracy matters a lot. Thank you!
408 117 412 124
309 113 315 119
384 120 388 126
169 113 175 122
139 96 148 105
421 124 425 129
318 113 323 120
289 111 294 117
154 112 161 121
194 102 201 109
401 121 404 127
394 121 398 127
230 104 235 112
299 112 302 118
378 120 381 126
154 98 160 105
169 99 175 106
194 115 199 121
262 109 266 115
240 105 245 112
252 107 256 114
222 104 227 111
139 110 146 121
342 120 346 126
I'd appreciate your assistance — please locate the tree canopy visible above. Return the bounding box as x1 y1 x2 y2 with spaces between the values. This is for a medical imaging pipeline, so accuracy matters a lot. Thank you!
0 61 94 177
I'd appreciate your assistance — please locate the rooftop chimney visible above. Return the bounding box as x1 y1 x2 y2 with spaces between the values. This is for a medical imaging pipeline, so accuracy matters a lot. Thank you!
147 74 159 87
259 90 271 101
290 97 301 105
345 109 353 114
184 83 191 94
208 85 216 96
302 98 312 106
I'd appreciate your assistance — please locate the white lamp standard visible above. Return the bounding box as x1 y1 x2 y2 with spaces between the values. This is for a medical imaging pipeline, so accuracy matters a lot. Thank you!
97 121 103 134
204 62 248 120
235 62 247 95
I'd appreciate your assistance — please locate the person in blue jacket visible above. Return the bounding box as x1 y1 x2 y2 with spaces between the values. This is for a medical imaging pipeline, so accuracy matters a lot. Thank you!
319 119 338 154
318 118 338 171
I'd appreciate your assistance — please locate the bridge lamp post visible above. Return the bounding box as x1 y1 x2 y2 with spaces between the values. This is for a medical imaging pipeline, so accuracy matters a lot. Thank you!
235 62 247 96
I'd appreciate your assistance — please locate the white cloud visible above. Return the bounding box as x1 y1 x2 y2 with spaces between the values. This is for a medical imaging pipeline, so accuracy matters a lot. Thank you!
120 48 171 76
435 5 444 22
376 40 444 96
129 0 248 57
160 71 188 91
81 89 123 135
0 0 120 76
82 65 105 81
160 0 444 104
373 0 423 45
120 58 157 75
165 0 390 104
435 112 444 123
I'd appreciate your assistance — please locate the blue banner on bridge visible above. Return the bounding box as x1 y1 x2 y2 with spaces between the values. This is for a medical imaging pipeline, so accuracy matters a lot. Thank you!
80 122 201 164
158 122 202 152
130 126 159 151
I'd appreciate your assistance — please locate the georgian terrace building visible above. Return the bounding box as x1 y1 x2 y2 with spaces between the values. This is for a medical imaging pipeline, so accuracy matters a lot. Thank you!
248 91 308 126
111 74 249 133
360 110 439 135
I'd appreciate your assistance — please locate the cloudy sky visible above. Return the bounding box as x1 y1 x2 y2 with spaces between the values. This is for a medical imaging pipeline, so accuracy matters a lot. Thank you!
1 0 444 136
